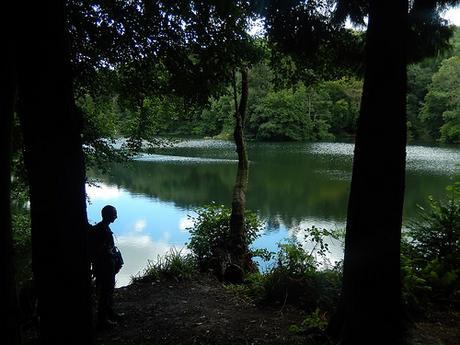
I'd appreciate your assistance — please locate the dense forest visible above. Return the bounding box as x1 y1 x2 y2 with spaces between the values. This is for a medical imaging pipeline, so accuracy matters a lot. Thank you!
79 28 460 144
2 1 460 345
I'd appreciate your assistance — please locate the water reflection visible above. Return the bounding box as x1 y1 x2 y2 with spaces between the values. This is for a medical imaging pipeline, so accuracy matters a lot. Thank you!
135 153 237 164
87 140 459 287
87 184 191 287
115 232 188 287
86 181 346 287
86 183 122 200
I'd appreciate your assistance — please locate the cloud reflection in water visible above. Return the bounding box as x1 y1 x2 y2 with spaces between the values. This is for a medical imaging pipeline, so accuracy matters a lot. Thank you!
115 232 188 287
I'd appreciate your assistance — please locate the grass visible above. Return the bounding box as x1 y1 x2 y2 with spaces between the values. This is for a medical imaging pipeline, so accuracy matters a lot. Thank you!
131 248 198 283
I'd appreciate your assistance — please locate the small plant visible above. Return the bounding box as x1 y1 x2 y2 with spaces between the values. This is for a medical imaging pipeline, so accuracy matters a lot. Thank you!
301 226 343 264
289 308 328 334
131 248 197 283
276 241 316 275
224 272 267 302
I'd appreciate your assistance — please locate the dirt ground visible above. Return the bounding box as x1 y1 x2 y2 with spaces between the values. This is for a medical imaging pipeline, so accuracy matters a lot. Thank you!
96 276 460 345
408 308 460 345
97 276 311 345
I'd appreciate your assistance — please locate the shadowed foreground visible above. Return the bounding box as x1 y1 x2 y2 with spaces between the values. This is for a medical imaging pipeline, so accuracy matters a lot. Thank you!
97 276 309 345
95 275 459 345
23 274 459 345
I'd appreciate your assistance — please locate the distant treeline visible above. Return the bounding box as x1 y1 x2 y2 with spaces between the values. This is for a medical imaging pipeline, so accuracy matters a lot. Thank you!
79 28 460 144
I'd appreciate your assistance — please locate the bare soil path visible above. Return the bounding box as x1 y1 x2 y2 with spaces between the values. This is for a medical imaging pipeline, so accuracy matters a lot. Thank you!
97 276 312 345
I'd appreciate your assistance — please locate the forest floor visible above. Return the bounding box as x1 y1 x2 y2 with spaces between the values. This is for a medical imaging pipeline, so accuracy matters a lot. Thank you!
95 275 460 345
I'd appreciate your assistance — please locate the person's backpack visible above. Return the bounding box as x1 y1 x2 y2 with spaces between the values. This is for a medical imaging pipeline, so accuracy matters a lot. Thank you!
87 222 124 274
112 246 124 274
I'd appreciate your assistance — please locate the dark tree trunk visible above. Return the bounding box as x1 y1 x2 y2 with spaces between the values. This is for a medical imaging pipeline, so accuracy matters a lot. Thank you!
0 4 22 342
229 68 253 274
16 1 94 344
328 1 408 345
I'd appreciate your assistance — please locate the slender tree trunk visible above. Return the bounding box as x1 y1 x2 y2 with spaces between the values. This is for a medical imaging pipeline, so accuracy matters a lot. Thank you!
328 1 408 345
229 68 253 274
0 4 22 342
16 1 93 344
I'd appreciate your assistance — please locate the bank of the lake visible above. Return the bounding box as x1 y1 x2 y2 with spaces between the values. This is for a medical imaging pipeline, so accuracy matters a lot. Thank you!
87 140 460 287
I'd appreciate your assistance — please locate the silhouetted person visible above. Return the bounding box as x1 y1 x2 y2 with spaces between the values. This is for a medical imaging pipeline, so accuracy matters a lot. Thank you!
93 205 122 329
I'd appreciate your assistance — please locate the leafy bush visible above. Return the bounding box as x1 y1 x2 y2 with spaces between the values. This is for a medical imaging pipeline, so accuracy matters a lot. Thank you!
186 203 263 272
402 179 460 309
232 227 342 314
261 238 342 312
131 248 197 283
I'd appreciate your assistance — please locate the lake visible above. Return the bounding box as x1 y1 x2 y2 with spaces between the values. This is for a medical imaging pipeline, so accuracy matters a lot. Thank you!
86 140 460 287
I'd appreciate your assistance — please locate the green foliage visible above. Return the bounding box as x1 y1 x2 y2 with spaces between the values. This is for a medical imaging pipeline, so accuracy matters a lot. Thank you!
249 84 334 141
11 206 30 254
420 56 460 143
199 95 235 138
289 308 328 334
131 248 197 283
123 95 192 139
408 198 460 265
69 0 262 102
77 91 133 173
259 232 342 312
402 178 460 309
407 63 438 140
274 241 317 275
223 272 266 302
11 151 32 284
162 63 362 141
81 57 366 144
230 227 342 314
186 203 263 271
406 27 460 142
262 1 364 83
321 78 362 137
74 4 458 147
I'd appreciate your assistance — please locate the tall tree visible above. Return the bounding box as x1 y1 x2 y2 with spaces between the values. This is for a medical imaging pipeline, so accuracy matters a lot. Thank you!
0 1 22 343
16 0 93 343
326 1 458 344
229 67 253 279
327 1 408 343
262 0 457 343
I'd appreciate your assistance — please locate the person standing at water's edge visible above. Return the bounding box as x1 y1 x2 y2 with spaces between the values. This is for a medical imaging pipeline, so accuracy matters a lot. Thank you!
93 205 123 329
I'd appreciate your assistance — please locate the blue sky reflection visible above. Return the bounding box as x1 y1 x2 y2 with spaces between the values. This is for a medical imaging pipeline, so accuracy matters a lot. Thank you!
87 183 192 287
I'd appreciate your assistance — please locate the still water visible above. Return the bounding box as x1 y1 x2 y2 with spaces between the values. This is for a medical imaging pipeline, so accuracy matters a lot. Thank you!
86 140 459 287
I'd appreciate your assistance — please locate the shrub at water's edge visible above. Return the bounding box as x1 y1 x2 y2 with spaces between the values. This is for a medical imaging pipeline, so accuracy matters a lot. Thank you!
401 177 460 312
226 229 343 314
186 203 262 281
